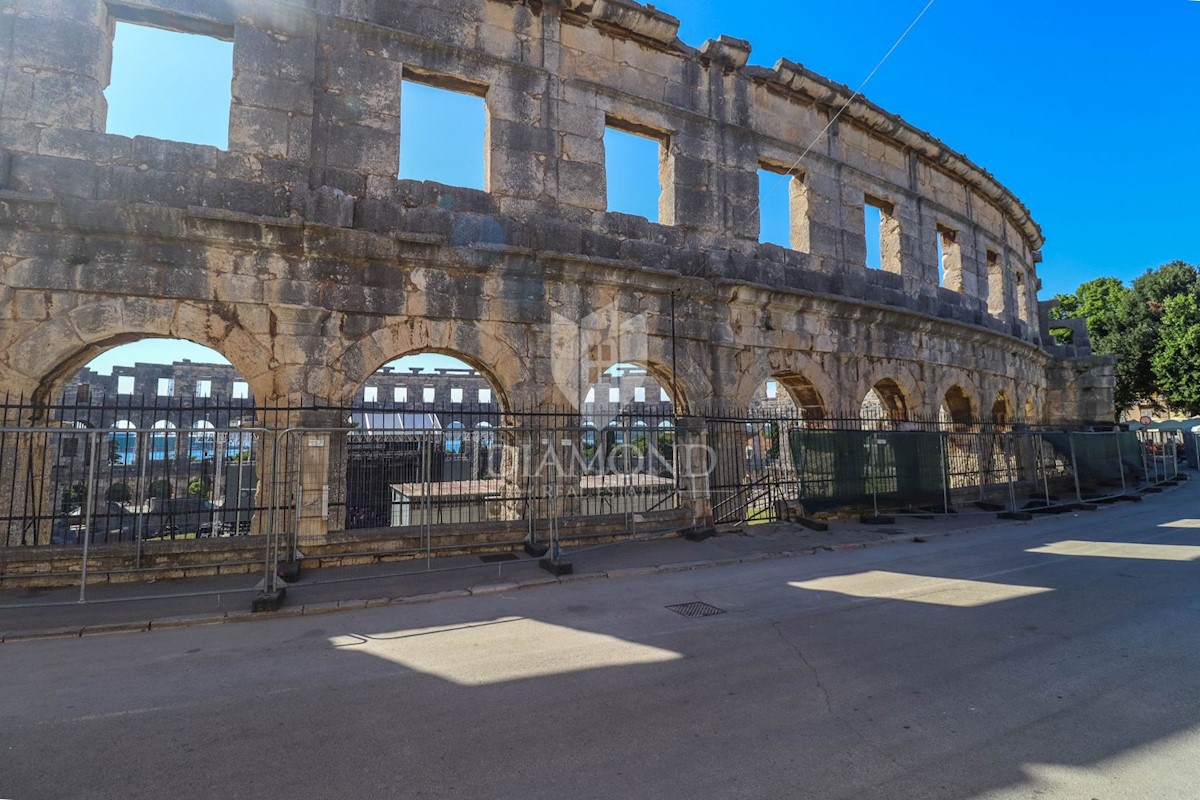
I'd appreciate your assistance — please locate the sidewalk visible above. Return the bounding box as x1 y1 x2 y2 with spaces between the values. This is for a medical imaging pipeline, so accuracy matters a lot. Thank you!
0 498 1164 642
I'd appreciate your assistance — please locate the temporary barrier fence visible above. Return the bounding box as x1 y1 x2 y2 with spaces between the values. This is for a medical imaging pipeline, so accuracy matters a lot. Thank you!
0 397 1190 608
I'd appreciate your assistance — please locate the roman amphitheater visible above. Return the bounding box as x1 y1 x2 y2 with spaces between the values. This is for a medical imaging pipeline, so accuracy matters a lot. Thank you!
0 0 1112 416
0 0 1119 580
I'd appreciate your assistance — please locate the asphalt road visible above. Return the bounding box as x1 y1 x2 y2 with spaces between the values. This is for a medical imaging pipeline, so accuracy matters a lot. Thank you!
4 487 1200 799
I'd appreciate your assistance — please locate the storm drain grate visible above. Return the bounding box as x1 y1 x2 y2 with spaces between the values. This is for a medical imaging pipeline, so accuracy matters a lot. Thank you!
666 602 726 618
479 553 520 563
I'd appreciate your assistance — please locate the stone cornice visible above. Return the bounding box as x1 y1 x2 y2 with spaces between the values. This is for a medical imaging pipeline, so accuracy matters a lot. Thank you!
551 0 1044 252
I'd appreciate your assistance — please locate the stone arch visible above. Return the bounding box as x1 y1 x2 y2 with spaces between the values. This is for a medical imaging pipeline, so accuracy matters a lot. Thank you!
1023 392 1039 423
776 373 829 419
856 364 921 422
942 385 976 426
855 362 922 417
734 350 835 419
864 378 911 422
584 358 692 415
328 318 533 411
358 348 514 414
991 390 1015 425
13 300 275 407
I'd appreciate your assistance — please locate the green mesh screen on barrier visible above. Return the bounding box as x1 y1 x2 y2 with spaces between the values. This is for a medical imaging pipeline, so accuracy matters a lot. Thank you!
1068 432 1124 496
789 430 949 513
1117 432 1145 485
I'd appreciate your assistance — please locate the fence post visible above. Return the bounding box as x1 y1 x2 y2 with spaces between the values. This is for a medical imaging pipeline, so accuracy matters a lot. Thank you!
939 431 950 513
134 430 150 568
1036 434 1051 508
1069 433 1084 503
422 426 433 568
1116 431 1127 496
261 430 285 597
1139 431 1150 489
78 430 100 603
868 433 882 521
1004 431 1018 514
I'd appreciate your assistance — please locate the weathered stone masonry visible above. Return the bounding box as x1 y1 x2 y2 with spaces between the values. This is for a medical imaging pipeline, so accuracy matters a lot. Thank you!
0 0 1113 424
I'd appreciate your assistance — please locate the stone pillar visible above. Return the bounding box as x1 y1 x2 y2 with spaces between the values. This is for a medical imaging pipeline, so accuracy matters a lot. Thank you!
499 420 534 526
802 163 844 268
673 416 713 527
294 409 349 541
228 15 317 162
316 26 402 193
0 390 58 547
2 0 109 137
252 407 348 546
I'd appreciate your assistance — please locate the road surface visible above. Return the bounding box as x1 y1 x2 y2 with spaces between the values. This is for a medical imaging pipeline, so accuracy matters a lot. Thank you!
4 487 1200 799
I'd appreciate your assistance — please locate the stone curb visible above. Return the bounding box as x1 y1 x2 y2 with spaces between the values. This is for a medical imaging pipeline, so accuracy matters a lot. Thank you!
0 491 1169 644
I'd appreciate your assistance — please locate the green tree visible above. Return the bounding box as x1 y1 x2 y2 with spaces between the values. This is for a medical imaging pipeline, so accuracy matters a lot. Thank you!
147 479 173 500
1152 293 1200 415
1118 262 1200 412
1050 277 1128 348
105 482 132 503
1052 263 1200 415
61 483 87 512
187 477 213 499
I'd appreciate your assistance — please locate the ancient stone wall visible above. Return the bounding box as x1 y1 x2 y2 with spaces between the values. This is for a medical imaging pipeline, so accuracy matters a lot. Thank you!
0 0 1111 424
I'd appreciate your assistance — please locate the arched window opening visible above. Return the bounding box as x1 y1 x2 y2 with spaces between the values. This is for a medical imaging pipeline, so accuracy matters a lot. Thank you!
108 420 137 467
347 352 506 531
943 386 975 428
862 379 909 427
190 420 216 462
149 421 177 461
44 338 262 544
992 393 1013 426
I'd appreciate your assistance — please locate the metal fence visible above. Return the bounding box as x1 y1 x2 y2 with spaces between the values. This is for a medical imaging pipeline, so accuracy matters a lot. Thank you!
0 396 687 598
0 393 1190 605
704 409 1186 525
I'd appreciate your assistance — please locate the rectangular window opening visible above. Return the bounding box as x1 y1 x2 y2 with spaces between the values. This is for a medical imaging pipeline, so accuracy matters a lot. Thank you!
394 387 409 403
422 387 435 403
451 388 464 404
634 386 646 403
1015 270 1030 323
61 437 80 459
757 168 793 247
232 381 249 400
936 225 963 290
399 78 487 191
864 202 885 270
766 380 778 400
608 387 621 404
987 249 1004 317
195 380 212 398
604 122 666 223
117 376 135 395
104 20 233 149
478 388 492 404
364 386 379 403
935 232 946 284
156 378 174 397
863 195 901 273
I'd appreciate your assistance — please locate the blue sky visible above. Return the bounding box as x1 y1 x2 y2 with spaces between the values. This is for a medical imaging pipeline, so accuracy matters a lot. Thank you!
94 2 1199 373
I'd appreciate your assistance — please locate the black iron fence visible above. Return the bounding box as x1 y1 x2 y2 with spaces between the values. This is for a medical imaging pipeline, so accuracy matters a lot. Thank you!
0 393 1189 597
